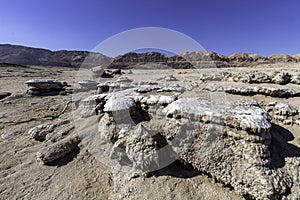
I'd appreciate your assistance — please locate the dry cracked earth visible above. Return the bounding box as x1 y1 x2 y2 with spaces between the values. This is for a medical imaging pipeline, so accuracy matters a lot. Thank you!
1 63 300 200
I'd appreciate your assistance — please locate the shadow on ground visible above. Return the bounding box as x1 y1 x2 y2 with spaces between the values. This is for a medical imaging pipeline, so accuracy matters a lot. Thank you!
151 160 202 178
269 123 300 169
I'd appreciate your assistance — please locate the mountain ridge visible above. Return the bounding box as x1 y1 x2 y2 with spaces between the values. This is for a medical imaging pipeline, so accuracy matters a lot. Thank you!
0 44 299 68
0 44 111 67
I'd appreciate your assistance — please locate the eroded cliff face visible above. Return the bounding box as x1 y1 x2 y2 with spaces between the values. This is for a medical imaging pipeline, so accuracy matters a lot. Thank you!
108 51 300 69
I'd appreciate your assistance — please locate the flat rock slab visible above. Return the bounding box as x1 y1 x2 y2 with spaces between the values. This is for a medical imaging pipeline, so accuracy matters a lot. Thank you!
164 98 271 133
26 79 63 90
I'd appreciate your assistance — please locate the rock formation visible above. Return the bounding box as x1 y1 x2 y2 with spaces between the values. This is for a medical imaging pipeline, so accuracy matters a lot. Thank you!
75 83 297 199
264 102 300 125
36 135 80 163
0 44 111 67
26 79 68 95
204 83 300 97
200 70 300 85
268 54 296 63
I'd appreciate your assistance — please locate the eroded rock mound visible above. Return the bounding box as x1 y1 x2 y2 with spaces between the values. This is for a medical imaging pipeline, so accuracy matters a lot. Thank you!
76 87 296 199
265 102 299 125
28 118 79 164
36 136 80 163
162 98 290 199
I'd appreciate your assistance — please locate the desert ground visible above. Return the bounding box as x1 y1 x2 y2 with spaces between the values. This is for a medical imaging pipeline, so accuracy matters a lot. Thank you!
1 63 300 199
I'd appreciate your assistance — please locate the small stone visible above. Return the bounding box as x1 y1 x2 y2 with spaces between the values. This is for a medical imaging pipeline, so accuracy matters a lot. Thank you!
28 124 54 141
36 136 80 163
164 75 178 81
117 76 133 83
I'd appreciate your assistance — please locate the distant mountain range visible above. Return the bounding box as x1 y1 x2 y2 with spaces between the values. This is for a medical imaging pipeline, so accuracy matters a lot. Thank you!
0 44 299 68
0 44 111 68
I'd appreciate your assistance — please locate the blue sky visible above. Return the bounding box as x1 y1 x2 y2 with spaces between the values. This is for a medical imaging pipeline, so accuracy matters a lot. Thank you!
0 0 300 56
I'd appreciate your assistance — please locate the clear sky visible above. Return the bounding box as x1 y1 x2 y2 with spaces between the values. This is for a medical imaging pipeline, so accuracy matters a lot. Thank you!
0 0 300 56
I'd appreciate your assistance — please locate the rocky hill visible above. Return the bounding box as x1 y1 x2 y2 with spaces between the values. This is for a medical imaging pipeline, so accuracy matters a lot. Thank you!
108 52 193 69
0 44 300 69
108 51 300 69
0 44 111 67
